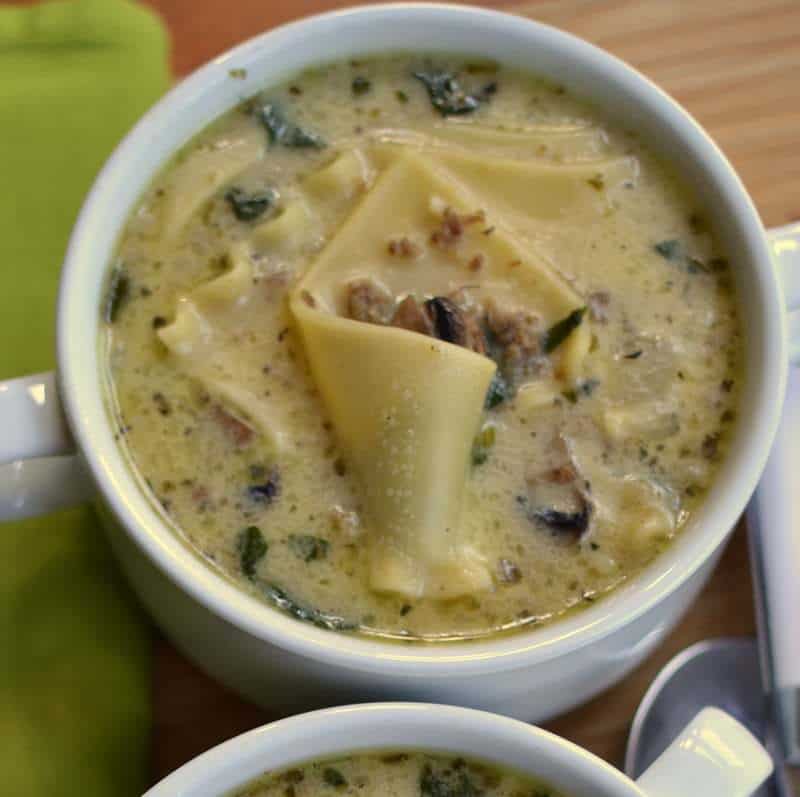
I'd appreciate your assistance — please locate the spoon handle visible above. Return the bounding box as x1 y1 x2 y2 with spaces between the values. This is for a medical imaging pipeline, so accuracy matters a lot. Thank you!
635 707 772 797
746 224 800 766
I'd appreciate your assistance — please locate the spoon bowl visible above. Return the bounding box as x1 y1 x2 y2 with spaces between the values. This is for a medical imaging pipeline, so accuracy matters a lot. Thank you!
625 638 793 796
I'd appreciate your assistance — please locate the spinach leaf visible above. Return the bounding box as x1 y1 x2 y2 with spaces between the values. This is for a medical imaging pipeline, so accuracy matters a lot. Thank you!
105 268 130 323
654 239 681 260
257 101 325 149
351 76 371 95
288 534 329 562
419 763 482 797
412 68 494 116
543 307 587 354
471 424 496 466
225 186 277 222
237 525 268 579
484 371 509 409
262 584 355 631
654 240 710 273
561 388 578 404
323 768 347 788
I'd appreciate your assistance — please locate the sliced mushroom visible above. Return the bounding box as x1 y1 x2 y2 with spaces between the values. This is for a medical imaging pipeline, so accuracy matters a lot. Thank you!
424 296 467 345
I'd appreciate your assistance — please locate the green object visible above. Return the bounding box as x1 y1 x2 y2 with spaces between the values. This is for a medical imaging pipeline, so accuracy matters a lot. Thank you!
237 525 268 580
0 1 170 794
542 306 587 354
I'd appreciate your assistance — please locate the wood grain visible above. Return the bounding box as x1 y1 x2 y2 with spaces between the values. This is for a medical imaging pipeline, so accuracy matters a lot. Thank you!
130 0 800 784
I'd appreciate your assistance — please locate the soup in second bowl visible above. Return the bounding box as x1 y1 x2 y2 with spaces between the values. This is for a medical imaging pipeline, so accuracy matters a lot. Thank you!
104 54 741 640
231 750 566 797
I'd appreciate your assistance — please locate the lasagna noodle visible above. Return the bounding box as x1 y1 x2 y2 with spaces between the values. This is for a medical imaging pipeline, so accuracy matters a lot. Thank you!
291 149 595 597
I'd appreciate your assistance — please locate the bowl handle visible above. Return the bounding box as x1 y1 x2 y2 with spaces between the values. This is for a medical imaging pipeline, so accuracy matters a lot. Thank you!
0 371 92 520
770 222 800 364
635 707 773 797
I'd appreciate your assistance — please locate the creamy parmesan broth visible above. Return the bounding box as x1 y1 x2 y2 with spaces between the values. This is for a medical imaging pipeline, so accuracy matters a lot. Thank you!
231 751 566 797
104 55 741 641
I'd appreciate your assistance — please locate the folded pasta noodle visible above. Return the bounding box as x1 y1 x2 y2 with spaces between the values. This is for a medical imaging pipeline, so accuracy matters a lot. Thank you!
291 150 592 597
369 120 611 161
159 122 265 241
157 246 290 453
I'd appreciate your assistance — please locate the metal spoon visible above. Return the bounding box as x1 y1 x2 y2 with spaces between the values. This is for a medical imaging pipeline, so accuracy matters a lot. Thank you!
624 638 796 796
626 225 800 797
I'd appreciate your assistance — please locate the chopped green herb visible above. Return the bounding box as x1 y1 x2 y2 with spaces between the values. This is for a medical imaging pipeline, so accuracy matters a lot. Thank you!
257 101 325 149
249 463 266 480
624 350 643 359
225 186 277 222
105 268 130 323
323 768 347 788
654 239 712 273
561 389 578 404
543 306 587 353
686 257 709 274
351 76 371 95
152 315 167 329
237 525 268 579
654 239 681 260
579 378 600 396
288 534 329 562
465 60 499 75
400 603 413 616
471 424 496 466
395 89 409 103
688 212 706 234
701 432 720 461
710 256 729 272
228 68 247 80
412 68 495 116
152 391 171 416
586 174 605 191
484 371 509 409
420 762 481 797
381 752 409 764
263 584 354 631
284 769 304 785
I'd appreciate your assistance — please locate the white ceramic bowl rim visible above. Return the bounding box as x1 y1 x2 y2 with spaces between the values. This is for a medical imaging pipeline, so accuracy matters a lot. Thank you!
58 4 785 677
144 702 639 797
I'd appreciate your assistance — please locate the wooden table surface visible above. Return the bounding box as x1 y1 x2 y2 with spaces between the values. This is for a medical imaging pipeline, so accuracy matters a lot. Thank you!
138 0 800 784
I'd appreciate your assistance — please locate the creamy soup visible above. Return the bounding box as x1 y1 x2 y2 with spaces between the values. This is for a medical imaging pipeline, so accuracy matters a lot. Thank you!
231 751 566 797
104 55 741 640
